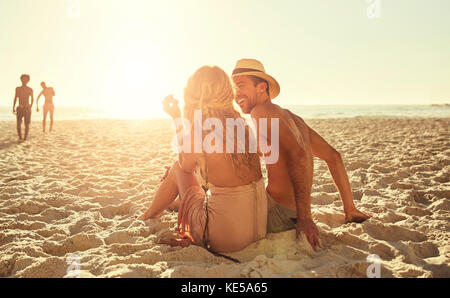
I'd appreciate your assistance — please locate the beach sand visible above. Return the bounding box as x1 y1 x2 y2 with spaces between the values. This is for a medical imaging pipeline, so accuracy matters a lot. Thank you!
0 118 449 278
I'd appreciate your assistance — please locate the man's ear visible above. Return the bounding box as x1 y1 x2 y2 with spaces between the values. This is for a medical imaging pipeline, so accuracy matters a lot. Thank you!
259 82 268 93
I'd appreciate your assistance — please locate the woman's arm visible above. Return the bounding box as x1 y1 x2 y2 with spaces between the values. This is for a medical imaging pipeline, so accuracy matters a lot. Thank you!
163 95 200 174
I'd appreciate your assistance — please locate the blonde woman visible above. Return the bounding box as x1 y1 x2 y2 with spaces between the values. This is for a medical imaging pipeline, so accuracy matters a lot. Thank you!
139 66 267 254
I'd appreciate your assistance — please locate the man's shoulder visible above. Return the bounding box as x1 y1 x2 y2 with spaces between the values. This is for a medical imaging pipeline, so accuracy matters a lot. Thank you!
282 108 305 123
251 102 282 118
16 86 31 92
21 86 33 92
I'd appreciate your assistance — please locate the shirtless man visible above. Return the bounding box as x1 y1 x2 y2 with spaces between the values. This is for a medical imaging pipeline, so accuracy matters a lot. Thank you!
36 82 56 133
232 59 370 250
13 74 34 141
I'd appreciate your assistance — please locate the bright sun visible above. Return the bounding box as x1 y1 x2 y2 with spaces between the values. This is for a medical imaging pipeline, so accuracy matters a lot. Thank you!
107 56 170 119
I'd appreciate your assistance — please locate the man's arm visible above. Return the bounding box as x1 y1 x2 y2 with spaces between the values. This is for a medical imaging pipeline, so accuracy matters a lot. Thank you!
252 105 319 248
308 127 353 211
287 110 370 223
307 125 370 222
287 111 355 211
13 88 18 113
36 91 42 105
30 89 34 108
36 91 43 111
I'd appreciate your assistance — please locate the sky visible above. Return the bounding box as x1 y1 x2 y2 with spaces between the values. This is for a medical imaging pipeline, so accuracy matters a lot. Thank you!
0 0 449 118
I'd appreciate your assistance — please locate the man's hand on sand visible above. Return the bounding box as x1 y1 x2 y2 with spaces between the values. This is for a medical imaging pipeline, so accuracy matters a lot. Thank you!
12 109 16 114
345 208 371 224
162 95 181 119
296 218 321 250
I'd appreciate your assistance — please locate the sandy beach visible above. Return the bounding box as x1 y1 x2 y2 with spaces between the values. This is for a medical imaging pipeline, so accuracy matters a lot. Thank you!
0 117 449 278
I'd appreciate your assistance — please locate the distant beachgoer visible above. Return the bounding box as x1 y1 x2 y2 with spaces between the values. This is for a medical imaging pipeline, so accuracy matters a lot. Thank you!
36 82 55 133
138 66 267 255
13 74 34 141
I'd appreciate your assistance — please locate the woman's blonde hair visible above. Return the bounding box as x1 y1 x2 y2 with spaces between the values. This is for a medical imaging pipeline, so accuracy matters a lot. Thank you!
183 66 258 174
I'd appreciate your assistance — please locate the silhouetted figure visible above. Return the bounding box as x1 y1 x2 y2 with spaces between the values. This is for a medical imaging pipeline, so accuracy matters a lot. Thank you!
13 74 34 141
36 82 55 133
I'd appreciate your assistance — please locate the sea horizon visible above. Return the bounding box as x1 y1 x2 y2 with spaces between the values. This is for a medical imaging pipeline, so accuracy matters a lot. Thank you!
1 104 449 121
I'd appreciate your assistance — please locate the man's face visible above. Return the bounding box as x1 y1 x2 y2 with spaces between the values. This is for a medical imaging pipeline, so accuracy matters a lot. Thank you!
232 75 258 114
21 77 30 85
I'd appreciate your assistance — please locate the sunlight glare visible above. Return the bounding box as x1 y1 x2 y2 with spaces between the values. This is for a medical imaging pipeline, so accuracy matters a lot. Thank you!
106 46 171 119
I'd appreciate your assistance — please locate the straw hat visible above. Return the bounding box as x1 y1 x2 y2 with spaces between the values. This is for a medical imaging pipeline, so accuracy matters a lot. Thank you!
232 59 280 99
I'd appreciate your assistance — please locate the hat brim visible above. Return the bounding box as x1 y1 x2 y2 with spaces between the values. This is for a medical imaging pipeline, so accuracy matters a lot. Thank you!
232 71 280 100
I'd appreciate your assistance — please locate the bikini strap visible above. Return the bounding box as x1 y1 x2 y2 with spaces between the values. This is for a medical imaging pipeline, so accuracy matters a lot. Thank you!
200 154 210 193
201 152 210 247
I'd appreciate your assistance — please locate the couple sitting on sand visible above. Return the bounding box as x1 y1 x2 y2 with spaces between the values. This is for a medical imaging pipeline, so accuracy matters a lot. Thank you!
139 59 370 255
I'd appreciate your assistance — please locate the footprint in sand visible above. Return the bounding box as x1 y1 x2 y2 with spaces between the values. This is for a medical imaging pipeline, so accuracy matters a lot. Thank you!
317 183 338 193
99 202 133 219
391 182 414 190
14 257 68 278
311 193 338 205
0 232 15 248
312 208 346 229
346 161 370 171
40 208 74 222
368 242 397 261
6 201 50 215
36 228 68 238
427 199 450 212
69 216 102 235
377 210 407 223
105 230 138 245
362 221 427 242
398 206 432 216
43 233 104 257
406 241 440 259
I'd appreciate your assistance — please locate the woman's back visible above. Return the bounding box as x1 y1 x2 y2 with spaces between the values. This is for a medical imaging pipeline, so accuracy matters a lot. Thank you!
168 65 267 253
202 152 261 187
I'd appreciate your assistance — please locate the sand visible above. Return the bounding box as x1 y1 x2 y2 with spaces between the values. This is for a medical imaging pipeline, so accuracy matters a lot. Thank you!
0 117 449 278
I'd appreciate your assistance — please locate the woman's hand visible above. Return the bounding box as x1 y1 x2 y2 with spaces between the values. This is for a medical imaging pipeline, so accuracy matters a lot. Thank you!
162 95 181 119
137 213 148 221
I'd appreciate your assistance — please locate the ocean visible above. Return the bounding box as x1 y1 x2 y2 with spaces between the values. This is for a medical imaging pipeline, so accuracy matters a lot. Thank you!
286 104 450 119
1 104 449 121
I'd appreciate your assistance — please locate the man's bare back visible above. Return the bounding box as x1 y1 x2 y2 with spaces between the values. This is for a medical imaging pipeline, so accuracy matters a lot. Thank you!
257 103 314 210
253 101 370 222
